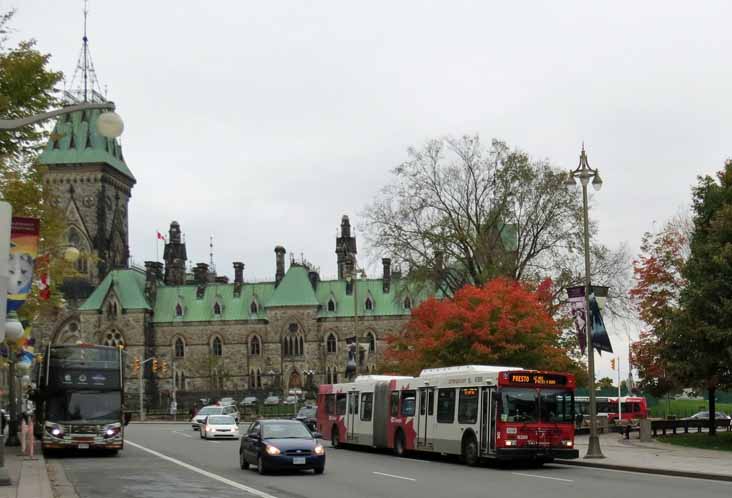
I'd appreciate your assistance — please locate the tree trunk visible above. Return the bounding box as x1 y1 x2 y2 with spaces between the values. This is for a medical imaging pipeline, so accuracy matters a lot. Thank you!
708 386 716 436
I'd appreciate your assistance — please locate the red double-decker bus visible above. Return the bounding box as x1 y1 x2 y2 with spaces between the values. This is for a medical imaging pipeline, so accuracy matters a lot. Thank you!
316 365 578 465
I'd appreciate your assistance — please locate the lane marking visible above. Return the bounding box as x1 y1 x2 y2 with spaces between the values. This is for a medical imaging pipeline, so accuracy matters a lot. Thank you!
553 464 732 484
127 440 278 498
372 471 416 481
171 431 193 438
512 472 573 483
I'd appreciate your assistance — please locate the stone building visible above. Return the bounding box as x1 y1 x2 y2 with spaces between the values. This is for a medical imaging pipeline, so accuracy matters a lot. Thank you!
33 107 416 405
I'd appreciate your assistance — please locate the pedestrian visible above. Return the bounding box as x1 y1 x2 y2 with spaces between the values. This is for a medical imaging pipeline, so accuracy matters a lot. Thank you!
21 411 35 459
170 399 177 420
576 412 584 429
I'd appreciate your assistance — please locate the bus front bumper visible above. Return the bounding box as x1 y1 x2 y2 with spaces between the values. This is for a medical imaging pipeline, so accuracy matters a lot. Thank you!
496 447 579 461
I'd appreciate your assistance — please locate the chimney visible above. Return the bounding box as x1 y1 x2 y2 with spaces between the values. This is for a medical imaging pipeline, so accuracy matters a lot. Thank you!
308 270 319 290
194 263 209 299
233 262 244 284
274 246 286 286
382 258 391 293
152 261 164 282
144 261 156 283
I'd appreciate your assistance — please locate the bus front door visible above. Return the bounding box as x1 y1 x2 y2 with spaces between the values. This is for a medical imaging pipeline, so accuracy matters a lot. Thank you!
479 387 496 455
417 387 435 449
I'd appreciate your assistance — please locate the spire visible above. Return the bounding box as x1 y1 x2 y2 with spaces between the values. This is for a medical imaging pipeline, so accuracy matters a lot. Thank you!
66 0 105 103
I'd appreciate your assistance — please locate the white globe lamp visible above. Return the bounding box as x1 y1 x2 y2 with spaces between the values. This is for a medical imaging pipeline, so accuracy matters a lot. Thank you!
64 246 81 263
97 111 124 139
5 317 24 343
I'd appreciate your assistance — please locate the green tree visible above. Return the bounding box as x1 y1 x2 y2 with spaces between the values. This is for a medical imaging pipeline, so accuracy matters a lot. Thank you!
597 377 614 391
665 160 732 435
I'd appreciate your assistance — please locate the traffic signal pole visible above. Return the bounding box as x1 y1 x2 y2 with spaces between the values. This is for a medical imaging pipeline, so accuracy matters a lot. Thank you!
138 356 156 421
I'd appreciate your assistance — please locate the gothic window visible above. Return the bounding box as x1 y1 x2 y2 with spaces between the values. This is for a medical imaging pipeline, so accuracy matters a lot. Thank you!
283 337 289 356
299 336 304 356
213 302 222 315
102 330 125 348
404 296 412 310
250 300 258 315
288 323 299 333
249 370 255 388
257 369 262 388
327 333 337 354
174 337 185 358
365 296 374 311
366 332 376 353
334 370 338 384
107 300 119 319
250 336 261 356
211 336 223 357
327 298 336 312
175 303 184 317
176 371 187 390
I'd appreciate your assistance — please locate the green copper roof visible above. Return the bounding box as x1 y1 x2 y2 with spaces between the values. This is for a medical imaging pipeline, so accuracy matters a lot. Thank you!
79 269 150 311
153 282 275 323
316 278 416 318
38 109 135 182
266 265 319 307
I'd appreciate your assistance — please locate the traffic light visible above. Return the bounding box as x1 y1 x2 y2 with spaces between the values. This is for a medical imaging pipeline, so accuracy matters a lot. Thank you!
161 361 169 375
133 357 141 373
610 358 616 370
36 353 44 364
152 358 159 373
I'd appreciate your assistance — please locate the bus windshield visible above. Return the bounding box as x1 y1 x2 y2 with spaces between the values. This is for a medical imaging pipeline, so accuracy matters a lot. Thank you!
46 391 121 423
500 388 574 423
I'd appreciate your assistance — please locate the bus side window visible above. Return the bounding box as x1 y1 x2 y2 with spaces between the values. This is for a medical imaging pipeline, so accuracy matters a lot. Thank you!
390 391 399 417
401 390 416 417
458 388 478 424
353 393 359 415
326 395 335 415
428 390 435 416
360 393 373 421
336 394 347 416
437 388 456 423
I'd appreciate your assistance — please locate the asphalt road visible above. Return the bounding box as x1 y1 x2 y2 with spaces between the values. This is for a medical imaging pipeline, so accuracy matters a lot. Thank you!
48 423 731 498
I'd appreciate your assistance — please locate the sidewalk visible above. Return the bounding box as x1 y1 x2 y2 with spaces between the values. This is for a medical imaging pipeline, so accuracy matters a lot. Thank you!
558 433 732 481
0 443 54 498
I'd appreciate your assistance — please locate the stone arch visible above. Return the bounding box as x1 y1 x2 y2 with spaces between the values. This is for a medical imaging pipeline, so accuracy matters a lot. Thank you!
173 336 186 358
365 330 376 353
53 316 82 345
326 332 337 354
282 318 305 357
210 335 223 357
249 334 262 356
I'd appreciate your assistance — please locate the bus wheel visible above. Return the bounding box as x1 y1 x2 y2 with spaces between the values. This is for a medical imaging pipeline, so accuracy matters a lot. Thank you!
331 427 340 449
394 430 406 457
461 435 479 466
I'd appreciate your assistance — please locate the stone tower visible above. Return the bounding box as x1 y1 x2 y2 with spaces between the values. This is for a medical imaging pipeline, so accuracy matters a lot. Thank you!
39 108 135 300
163 221 188 285
335 215 358 280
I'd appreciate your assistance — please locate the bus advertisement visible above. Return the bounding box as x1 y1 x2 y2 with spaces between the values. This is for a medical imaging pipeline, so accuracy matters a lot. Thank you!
35 344 126 454
316 365 579 465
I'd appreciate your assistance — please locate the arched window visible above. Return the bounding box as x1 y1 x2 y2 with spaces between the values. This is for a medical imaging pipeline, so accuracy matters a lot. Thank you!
366 332 376 353
250 300 258 314
174 337 185 358
180 372 186 390
256 369 262 388
250 336 261 356
299 336 304 356
334 370 339 384
283 337 289 356
365 297 374 311
403 296 412 310
249 370 255 388
102 330 125 348
175 303 184 317
211 336 223 356
327 333 337 354
327 298 336 312
213 302 222 315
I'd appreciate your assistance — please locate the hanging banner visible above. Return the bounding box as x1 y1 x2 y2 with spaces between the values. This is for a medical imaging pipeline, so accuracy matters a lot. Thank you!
567 285 613 355
7 217 40 313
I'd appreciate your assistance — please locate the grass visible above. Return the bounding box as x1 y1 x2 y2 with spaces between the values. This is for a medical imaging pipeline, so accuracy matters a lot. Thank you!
648 399 732 419
657 431 732 452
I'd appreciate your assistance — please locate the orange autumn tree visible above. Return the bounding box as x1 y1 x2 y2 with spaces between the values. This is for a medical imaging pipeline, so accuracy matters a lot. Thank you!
384 277 581 377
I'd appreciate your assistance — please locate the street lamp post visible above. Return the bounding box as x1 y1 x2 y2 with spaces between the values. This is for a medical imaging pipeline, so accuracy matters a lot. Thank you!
4 314 25 447
564 144 604 459
0 101 123 138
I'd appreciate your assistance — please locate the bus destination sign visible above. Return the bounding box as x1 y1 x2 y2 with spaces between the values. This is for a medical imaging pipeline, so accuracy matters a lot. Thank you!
508 373 567 386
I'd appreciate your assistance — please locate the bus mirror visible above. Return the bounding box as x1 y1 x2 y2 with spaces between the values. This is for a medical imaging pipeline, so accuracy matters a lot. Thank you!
124 412 132 426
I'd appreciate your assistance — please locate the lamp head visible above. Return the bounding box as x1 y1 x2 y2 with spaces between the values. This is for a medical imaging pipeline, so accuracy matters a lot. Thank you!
564 172 577 193
97 111 124 138
592 171 603 191
64 246 80 263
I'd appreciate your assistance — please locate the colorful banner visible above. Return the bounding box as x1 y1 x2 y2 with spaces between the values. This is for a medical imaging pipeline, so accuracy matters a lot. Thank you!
7 217 39 313
567 285 613 355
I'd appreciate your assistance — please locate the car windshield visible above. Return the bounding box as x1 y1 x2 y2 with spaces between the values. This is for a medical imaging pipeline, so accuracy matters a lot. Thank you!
46 391 120 422
207 416 235 425
198 407 222 416
262 422 313 439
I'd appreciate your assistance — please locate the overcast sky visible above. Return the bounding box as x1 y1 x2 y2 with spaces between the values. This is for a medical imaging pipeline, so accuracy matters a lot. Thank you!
7 1 732 379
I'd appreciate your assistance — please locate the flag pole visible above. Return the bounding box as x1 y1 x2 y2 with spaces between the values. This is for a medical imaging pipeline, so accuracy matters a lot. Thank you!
618 356 622 421
156 230 159 262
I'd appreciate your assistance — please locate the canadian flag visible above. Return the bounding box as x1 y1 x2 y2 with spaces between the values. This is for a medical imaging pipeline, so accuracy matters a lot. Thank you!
157 231 166 241
36 254 51 300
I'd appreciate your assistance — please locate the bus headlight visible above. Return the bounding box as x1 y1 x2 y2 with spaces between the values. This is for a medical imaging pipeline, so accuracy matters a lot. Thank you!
103 423 121 438
561 440 573 448
314 444 325 455
504 440 516 447
45 423 64 438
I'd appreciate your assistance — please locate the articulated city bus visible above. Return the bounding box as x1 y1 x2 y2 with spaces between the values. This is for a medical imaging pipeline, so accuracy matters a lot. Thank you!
575 396 648 422
316 365 579 465
35 344 126 455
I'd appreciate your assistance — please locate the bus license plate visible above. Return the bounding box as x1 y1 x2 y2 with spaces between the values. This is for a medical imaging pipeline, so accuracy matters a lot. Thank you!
78 444 89 449
293 457 306 465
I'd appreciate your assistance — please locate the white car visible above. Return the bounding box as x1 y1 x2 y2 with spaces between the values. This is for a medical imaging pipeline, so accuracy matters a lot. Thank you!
220 397 236 406
284 395 298 405
200 415 240 440
192 405 224 430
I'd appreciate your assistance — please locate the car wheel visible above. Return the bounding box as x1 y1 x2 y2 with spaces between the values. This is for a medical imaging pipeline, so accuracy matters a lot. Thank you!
331 427 340 449
461 435 479 466
313 465 325 475
394 430 406 457
257 455 267 475
239 450 249 470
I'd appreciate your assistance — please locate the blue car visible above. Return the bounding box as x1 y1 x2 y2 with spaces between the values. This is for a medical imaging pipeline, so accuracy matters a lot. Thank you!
239 419 325 475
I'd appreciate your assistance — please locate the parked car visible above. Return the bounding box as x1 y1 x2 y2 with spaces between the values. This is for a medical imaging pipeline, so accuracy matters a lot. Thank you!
283 395 298 405
220 397 236 406
192 404 241 429
239 419 325 474
294 405 317 432
200 415 240 440
240 396 258 407
683 411 732 420
264 395 281 405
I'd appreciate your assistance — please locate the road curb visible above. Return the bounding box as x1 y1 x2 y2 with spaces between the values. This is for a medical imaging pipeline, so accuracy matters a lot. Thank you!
556 459 732 482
